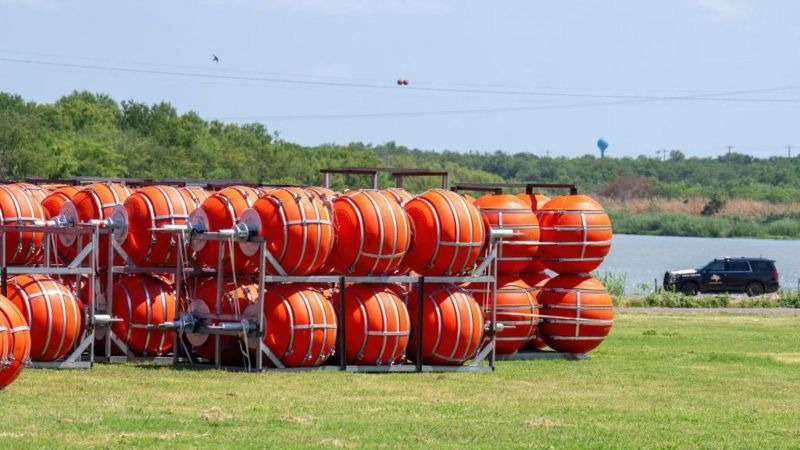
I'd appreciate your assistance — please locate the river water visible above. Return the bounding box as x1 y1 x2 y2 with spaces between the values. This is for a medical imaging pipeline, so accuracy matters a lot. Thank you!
596 234 800 294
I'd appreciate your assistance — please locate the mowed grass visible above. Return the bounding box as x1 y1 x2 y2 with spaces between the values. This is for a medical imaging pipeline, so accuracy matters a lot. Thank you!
2 314 799 449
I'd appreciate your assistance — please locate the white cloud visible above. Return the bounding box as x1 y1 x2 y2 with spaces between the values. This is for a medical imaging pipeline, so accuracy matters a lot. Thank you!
204 0 452 16
693 0 750 20
0 0 57 12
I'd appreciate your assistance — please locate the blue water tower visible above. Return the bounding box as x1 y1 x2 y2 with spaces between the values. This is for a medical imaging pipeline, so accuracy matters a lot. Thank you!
597 138 609 158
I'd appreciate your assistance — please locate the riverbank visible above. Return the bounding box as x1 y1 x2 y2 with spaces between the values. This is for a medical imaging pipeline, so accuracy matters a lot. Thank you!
603 197 800 239
613 291 800 309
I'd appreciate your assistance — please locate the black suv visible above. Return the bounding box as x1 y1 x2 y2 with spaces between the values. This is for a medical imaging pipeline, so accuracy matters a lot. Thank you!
663 257 779 297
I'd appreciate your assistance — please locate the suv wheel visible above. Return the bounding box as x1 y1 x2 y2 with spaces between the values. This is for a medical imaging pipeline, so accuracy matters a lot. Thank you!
680 282 699 296
745 282 764 297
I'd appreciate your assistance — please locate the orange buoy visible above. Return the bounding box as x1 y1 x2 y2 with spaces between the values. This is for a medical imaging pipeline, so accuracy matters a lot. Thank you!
538 195 612 274
114 185 194 266
516 192 550 273
519 271 551 350
538 274 614 354
337 284 410 365
240 187 334 275
42 186 82 219
306 186 337 203
466 276 538 355
246 284 337 367
187 278 258 365
473 194 540 275
178 186 210 210
403 189 484 276
61 182 132 267
5 275 83 361
111 275 177 357
189 186 260 273
11 182 49 203
407 284 483 365
0 296 31 389
0 184 45 264
381 188 413 207
328 190 410 275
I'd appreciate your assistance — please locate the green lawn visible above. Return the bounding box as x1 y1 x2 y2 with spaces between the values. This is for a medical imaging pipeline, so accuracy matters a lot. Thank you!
2 313 799 449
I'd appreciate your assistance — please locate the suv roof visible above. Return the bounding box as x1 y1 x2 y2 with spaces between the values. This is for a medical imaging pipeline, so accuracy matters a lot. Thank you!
715 257 775 262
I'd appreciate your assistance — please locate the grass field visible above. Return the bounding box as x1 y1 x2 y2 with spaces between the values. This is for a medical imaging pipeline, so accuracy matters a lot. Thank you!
2 313 799 449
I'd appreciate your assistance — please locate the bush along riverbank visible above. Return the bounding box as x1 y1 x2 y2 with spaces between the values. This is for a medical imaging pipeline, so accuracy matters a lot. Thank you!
593 271 800 308
608 210 800 239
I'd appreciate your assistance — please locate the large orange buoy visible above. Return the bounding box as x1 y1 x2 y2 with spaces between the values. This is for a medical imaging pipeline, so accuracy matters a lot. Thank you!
538 274 614 354
0 296 31 389
113 185 194 266
110 275 177 357
178 186 210 210
246 284 337 368
0 184 45 265
403 189 484 276
189 186 260 273
516 192 551 273
407 284 483 365
466 276 538 355
519 271 551 350
60 182 132 267
306 186 337 203
473 194 540 275
328 190 410 275
187 278 258 365
11 182 49 203
239 187 334 275
381 188 413 207
5 275 83 361
538 195 612 274
337 284 410 365
41 186 82 219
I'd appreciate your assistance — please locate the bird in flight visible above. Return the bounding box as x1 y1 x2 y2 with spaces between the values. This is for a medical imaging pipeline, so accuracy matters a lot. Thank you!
212 55 219 63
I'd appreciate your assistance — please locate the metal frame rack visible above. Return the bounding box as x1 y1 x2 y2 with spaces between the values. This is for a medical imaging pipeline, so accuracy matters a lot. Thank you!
0 222 103 369
450 181 590 361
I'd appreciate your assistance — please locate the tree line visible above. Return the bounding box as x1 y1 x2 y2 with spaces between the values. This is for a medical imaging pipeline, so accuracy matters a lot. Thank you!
2 91 799 201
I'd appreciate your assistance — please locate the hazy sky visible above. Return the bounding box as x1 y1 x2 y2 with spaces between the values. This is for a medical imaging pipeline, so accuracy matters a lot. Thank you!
1 0 798 158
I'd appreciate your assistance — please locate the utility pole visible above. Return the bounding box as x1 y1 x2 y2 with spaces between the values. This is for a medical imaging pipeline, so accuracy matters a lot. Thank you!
545 150 550 158
726 145 734 157
787 145 793 158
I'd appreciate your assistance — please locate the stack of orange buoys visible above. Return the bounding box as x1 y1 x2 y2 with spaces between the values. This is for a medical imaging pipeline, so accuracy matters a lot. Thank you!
328 190 410 276
516 191 551 274
41 186 82 220
0 295 31 389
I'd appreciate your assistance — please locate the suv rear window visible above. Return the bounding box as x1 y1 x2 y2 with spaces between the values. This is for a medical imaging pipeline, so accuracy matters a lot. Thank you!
725 261 751 272
751 261 775 272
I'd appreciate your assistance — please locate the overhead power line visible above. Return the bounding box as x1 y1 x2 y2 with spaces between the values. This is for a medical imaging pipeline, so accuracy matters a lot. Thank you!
1 56 799 104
